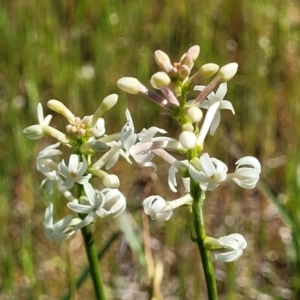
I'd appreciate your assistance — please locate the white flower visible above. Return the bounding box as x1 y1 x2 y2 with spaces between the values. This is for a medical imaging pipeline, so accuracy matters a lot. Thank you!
58 154 92 189
23 103 53 139
195 83 234 147
227 156 261 189
120 109 137 154
67 183 126 226
143 194 192 221
130 126 179 170
101 188 126 218
215 233 247 262
44 202 76 240
94 118 106 137
143 195 173 221
188 153 228 191
37 142 62 159
104 140 131 169
36 144 61 194
168 160 190 192
67 183 106 227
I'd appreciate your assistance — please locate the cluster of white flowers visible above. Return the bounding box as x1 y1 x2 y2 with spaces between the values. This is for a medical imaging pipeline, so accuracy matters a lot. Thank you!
24 95 128 240
117 45 261 262
24 45 261 263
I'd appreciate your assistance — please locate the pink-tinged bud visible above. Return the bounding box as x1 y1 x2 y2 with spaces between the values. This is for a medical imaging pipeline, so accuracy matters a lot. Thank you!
150 72 171 89
117 77 148 94
218 63 238 82
200 63 220 78
186 45 200 62
186 106 203 123
178 65 191 80
180 54 194 67
179 131 197 150
154 50 172 73
47 100 76 124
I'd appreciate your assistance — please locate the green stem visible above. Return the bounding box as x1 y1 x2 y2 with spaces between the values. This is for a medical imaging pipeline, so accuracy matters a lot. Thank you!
188 148 218 299
61 232 120 300
80 224 106 300
191 188 218 300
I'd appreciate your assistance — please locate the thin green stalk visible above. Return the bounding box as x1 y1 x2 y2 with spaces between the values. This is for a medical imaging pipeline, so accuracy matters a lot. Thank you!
188 149 218 299
80 224 106 300
191 186 218 300
61 232 120 300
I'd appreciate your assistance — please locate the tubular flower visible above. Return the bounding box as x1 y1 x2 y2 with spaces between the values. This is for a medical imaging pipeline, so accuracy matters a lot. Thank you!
215 233 247 262
226 156 261 189
23 103 53 140
101 188 126 218
44 202 77 240
143 194 192 221
58 154 92 189
188 153 228 191
67 183 106 227
143 195 173 221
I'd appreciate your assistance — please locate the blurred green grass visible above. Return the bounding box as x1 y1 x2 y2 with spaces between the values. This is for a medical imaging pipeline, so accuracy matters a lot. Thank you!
1 0 300 299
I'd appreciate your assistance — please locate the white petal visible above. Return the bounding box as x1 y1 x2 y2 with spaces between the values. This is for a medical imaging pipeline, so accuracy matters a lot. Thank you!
67 202 93 214
215 83 227 100
84 183 96 206
68 154 79 173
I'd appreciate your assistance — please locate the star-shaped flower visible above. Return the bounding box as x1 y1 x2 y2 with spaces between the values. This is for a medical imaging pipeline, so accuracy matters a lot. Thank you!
58 154 92 189
195 83 234 147
188 153 228 191
44 202 76 240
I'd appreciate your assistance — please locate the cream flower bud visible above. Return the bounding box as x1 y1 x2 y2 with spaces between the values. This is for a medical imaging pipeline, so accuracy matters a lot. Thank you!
47 100 76 124
150 72 171 89
178 65 190 80
218 63 238 82
200 63 220 78
103 174 120 189
92 94 118 125
154 50 172 72
117 77 148 94
179 131 197 150
186 106 203 123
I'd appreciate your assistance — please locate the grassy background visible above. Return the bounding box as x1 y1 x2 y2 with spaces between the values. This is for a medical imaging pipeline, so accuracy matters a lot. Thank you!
1 0 300 299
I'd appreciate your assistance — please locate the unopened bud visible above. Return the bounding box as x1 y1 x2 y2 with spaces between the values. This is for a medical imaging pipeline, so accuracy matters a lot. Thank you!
117 77 148 94
178 65 190 80
186 45 200 62
47 100 76 124
154 50 172 73
186 106 203 123
180 54 194 68
150 72 171 89
92 94 118 125
103 174 120 188
200 63 220 78
179 131 197 150
218 63 238 82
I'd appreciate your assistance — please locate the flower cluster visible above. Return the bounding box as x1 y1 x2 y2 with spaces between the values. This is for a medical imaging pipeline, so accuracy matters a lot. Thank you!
117 45 261 262
24 95 128 240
